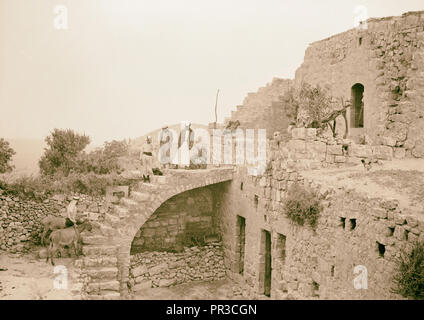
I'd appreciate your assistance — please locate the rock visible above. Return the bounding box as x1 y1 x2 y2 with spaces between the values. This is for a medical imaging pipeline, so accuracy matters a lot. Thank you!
158 278 176 287
38 248 48 259
133 280 153 291
132 265 148 278
148 263 168 276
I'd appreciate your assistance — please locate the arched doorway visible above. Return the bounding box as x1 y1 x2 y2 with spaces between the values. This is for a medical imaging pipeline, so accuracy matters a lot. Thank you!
127 185 227 295
350 83 364 128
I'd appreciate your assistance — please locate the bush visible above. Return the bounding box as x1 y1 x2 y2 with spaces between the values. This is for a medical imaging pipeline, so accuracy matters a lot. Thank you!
283 183 322 229
80 140 129 174
0 172 135 200
0 138 15 173
39 129 90 176
392 241 424 300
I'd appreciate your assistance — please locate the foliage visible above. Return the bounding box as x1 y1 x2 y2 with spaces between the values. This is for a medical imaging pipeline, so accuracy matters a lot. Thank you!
0 172 135 200
81 140 129 174
392 241 424 300
0 138 16 174
39 129 90 176
282 82 339 129
283 183 322 229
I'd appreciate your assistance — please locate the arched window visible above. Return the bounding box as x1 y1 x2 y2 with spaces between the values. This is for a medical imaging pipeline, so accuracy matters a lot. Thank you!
351 83 364 128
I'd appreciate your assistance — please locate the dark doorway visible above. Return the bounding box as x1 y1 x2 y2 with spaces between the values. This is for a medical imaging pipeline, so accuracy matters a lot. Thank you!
264 230 272 297
236 216 246 275
351 83 364 128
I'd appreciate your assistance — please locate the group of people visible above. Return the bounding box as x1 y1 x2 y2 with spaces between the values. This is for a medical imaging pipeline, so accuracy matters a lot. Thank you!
139 122 209 181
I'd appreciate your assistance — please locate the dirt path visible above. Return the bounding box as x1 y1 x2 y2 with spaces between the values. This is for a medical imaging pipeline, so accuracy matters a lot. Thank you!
132 279 268 300
0 249 80 300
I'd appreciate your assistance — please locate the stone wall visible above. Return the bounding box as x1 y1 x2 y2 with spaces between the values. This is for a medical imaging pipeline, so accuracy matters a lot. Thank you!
130 187 220 253
218 162 424 299
215 122 424 300
210 78 293 139
294 11 424 157
129 242 226 292
271 127 395 172
0 193 112 253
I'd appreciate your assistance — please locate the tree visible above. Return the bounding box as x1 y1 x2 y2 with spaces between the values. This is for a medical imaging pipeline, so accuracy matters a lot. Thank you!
83 140 129 174
39 129 90 176
0 138 15 173
282 82 350 138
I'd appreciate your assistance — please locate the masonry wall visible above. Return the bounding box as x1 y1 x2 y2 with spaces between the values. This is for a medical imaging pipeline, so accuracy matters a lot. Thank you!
210 78 293 139
129 242 226 291
0 193 112 253
218 163 424 299
294 11 424 158
130 187 220 253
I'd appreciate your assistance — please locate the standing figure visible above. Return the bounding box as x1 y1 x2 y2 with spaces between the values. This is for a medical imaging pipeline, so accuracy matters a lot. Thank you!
140 136 153 182
159 125 173 168
65 198 78 227
176 121 194 168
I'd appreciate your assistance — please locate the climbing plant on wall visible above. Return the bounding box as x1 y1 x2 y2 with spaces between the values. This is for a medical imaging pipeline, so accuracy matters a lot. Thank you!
282 183 322 230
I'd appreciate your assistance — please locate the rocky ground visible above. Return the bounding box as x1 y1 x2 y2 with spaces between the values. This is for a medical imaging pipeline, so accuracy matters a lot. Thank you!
0 249 81 300
131 279 268 300
1 248 260 300
301 159 424 215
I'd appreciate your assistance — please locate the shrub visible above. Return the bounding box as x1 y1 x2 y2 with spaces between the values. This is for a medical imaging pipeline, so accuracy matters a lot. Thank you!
283 183 322 229
81 140 129 174
39 129 90 176
392 241 424 300
0 138 15 173
0 172 135 200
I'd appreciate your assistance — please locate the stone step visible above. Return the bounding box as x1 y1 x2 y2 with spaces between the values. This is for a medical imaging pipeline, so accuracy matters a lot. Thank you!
114 206 129 218
105 213 120 226
81 234 109 245
130 191 150 202
86 292 121 300
83 256 117 268
86 280 120 294
86 267 118 280
150 175 167 184
83 245 117 256
99 224 116 237
120 198 139 209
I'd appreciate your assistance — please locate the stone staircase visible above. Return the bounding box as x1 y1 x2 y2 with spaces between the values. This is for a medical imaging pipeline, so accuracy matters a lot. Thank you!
76 169 233 300
78 177 167 300
79 233 120 300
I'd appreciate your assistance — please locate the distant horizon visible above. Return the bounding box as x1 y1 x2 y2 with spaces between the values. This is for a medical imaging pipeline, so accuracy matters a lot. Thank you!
1 0 423 146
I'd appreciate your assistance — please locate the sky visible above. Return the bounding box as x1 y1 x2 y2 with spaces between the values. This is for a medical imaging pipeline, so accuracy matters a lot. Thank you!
0 0 423 147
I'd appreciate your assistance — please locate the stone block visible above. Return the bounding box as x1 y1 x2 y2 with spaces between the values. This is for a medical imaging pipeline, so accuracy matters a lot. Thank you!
158 278 176 287
133 280 152 291
148 263 168 276
372 208 387 219
305 128 317 140
132 265 148 278
372 146 393 160
350 144 373 158
334 156 346 163
327 144 343 155
291 128 307 140
288 139 306 152
393 148 406 159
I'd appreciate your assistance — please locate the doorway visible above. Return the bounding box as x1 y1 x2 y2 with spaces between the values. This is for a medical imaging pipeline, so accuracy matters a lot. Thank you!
236 216 246 275
350 83 364 128
263 230 272 297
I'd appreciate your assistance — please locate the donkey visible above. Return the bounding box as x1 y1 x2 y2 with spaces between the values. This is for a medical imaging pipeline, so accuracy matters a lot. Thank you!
41 216 67 246
46 220 92 266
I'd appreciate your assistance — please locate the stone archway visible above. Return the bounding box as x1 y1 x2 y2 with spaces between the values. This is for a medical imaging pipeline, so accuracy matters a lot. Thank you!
110 168 233 297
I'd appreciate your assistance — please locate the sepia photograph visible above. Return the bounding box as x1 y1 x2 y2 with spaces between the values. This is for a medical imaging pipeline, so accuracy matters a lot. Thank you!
0 0 423 312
